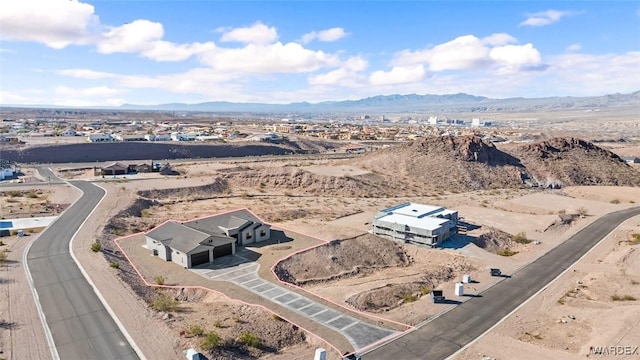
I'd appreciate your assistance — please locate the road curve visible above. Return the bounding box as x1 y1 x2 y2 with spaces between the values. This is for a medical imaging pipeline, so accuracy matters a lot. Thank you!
26 171 140 360
363 206 640 360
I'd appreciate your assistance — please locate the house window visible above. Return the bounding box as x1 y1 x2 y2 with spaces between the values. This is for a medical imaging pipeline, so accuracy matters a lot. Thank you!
246 232 252 239
260 230 266 237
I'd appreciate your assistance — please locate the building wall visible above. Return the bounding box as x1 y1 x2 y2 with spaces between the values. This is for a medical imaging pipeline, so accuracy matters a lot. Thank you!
255 225 270 242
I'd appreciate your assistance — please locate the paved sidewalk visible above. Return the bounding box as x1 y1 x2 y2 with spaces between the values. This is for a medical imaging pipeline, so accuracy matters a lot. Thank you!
191 254 397 349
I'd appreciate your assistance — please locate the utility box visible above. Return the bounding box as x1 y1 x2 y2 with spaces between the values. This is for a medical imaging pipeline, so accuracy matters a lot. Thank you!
314 348 326 360
455 282 464 296
490 268 501 277
431 290 445 303
462 274 471 283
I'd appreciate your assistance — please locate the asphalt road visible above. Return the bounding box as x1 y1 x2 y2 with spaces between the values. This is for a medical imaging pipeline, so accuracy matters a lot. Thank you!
364 206 640 360
26 170 140 360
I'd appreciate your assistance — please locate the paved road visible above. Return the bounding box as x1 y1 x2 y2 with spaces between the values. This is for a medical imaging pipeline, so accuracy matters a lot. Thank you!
26 169 140 360
192 253 397 349
364 206 640 360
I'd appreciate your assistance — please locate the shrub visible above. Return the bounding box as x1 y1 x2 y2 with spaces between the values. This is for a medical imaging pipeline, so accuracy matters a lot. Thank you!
272 314 285 322
0 249 7 263
109 262 119 269
630 233 640 245
7 191 21 197
26 191 39 199
558 209 567 215
576 207 589 216
200 331 222 350
212 320 225 328
90 242 101 252
420 286 432 295
512 232 532 244
610 199 621 204
611 294 636 301
140 209 151 218
153 276 165 285
403 293 418 303
186 324 205 337
497 248 518 257
237 332 262 349
151 292 178 312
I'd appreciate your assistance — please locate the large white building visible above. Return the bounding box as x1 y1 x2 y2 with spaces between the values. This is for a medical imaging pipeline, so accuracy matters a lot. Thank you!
371 202 458 246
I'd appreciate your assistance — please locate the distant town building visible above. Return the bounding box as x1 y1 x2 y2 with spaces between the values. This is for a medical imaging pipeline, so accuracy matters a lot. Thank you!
86 133 113 142
621 156 640 164
371 202 458 247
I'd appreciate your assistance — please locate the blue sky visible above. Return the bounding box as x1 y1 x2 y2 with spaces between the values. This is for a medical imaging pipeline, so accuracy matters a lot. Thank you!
1 1 639 106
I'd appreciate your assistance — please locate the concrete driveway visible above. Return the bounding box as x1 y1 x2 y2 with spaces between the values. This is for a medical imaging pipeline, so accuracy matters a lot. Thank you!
190 254 397 350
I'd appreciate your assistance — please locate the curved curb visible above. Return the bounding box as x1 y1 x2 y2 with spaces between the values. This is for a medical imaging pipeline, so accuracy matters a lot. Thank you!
68 181 147 360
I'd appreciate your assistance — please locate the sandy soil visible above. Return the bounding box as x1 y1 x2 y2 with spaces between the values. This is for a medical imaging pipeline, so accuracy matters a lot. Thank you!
0 184 80 360
2 158 639 360
454 214 640 360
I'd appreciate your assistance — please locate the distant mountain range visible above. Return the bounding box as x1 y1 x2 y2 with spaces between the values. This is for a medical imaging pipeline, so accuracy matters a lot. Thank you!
117 91 640 113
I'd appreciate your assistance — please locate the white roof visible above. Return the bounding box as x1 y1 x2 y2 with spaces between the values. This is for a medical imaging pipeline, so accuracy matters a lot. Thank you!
391 203 444 218
377 213 449 231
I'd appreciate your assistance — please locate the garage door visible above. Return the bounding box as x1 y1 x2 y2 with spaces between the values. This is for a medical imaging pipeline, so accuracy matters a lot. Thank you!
213 243 233 258
190 251 210 267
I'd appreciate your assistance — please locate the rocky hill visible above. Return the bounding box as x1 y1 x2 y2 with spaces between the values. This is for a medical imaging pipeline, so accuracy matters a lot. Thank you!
357 135 531 191
354 135 639 191
503 137 640 187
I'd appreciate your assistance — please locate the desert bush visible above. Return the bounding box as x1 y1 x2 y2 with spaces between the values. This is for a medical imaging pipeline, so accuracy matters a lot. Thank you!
611 294 636 301
237 332 262 349
497 248 518 257
576 207 589 216
512 232 532 244
0 249 7 263
153 276 165 285
140 209 151 218
212 320 225 328
420 286 432 295
610 199 621 204
26 191 39 199
200 331 222 350
630 233 640 245
186 324 205 337
558 209 566 215
151 292 178 312
403 293 418 303
109 262 119 269
90 242 101 252
6 191 21 197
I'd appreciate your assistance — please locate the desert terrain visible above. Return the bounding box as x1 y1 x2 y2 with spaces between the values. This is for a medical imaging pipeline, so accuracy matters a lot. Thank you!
0 134 638 360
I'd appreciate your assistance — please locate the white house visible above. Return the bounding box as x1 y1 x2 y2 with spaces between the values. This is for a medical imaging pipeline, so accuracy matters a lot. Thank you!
145 134 172 142
145 209 271 268
87 133 112 142
60 128 78 137
171 132 197 141
114 134 146 142
371 202 458 246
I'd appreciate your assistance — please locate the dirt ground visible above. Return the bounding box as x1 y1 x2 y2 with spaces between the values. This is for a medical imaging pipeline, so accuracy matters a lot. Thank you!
2 154 639 360
454 214 640 360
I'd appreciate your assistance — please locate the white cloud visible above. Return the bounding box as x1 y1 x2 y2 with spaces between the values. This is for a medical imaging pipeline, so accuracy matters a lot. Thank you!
519 10 575 27
391 34 543 75
369 65 426 85
543 51 640 95
490 44 541 69
308 56 368 86
566 43 582 52
97 20 163 54
301 27 348 44
199 42 340 74
0 0 98 49
219 22 278 44
393 35 491 71
481 33 518 46
57 68 117 79
96 20 215 61
55 86 125 97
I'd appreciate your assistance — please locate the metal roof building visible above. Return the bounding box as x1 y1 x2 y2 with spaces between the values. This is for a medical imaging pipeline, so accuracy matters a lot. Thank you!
371 202 458 246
